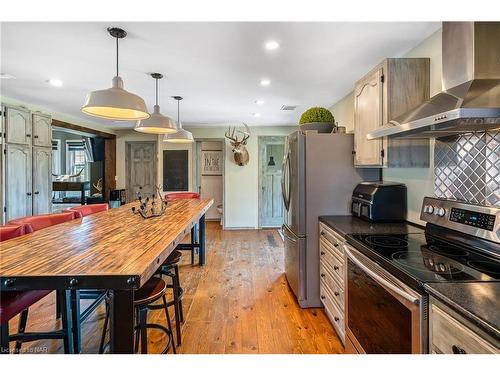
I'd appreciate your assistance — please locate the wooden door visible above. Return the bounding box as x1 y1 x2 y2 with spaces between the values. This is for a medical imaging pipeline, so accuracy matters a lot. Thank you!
354 67 384 167
33 147 52 215
259 137 285 228
32 113 52 147
5 106 31 146
5 144 32 220
126 142 157 202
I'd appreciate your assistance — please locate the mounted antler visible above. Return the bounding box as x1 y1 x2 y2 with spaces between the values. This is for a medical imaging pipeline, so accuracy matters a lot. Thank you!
225 123 251 166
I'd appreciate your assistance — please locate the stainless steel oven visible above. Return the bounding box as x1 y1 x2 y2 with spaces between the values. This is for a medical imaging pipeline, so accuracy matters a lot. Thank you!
345 244 428 353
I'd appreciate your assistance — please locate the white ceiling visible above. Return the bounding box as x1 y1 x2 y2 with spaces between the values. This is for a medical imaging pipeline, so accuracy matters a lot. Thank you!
0 22 440 129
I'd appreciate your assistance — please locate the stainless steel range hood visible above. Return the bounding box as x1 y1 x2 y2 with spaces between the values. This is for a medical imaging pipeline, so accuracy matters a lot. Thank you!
368 22 500 140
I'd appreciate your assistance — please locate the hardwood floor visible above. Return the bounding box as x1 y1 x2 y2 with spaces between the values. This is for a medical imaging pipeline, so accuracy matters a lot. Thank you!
7 222 344 354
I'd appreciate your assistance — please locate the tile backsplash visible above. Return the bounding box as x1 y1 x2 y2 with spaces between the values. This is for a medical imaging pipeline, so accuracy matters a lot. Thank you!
434 130 500 207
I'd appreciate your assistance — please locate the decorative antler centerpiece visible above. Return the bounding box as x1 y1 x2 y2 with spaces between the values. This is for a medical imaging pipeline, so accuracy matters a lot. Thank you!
131 185 167 219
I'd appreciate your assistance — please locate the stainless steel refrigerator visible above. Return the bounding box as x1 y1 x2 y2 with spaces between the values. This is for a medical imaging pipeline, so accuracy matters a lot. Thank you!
281 131 378 308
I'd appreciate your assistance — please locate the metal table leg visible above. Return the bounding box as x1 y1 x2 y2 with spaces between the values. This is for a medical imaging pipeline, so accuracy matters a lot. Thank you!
70 290 81 353
199 214 206 266
110 289 135 353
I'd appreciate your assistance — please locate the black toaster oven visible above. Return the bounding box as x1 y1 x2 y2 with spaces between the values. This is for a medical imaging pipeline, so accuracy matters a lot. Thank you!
351 182 407 222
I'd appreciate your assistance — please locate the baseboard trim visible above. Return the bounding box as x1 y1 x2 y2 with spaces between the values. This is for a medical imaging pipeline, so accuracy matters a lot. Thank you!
223 226 257 230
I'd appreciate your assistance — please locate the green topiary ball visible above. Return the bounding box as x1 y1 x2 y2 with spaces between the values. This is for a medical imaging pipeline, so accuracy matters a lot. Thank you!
299 107 335 125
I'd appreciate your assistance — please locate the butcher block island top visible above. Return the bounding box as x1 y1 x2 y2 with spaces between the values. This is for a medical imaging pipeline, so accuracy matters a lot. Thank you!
0 198 213 291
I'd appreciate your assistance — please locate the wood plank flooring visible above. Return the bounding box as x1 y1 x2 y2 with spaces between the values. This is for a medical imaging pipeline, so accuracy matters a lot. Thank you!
7 222 344 354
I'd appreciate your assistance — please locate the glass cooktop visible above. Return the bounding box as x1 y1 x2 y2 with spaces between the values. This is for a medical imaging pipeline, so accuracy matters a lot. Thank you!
347 233 500 286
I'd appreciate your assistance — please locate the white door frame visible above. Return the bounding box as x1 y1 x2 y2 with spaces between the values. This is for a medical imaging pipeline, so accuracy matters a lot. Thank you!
192 138 226 228
258 136 285 229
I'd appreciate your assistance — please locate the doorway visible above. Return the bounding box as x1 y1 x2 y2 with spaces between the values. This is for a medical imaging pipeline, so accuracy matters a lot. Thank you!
259 136 285 228
125 141 157 202
193 140 224 224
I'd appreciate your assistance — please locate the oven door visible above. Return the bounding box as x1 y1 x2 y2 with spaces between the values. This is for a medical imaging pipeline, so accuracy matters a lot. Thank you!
345 244 427 354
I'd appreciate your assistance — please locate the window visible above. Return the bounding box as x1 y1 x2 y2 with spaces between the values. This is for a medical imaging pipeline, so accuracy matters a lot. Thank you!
52 140 61 176
66 140 88 181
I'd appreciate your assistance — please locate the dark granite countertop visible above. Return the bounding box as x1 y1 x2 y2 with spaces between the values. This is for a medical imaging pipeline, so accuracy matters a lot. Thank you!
424 282 500 342
319 215 424 237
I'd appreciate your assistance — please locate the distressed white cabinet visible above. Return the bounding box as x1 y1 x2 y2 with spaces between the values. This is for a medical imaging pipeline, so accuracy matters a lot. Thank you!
1 105 52 221
429 301 499 354
354 58 431 168
5 106 31 145
5 144 33 220
32 113 52 148
33 147 52 215
319 221 346 344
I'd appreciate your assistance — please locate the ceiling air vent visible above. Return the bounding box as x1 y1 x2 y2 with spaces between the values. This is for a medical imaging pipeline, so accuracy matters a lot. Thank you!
280 105 297 111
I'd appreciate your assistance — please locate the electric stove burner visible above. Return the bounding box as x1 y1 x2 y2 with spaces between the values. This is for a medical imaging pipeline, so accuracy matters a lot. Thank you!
466 261 500 275
365 235 409 248
391 251 465 274
428 245 470 258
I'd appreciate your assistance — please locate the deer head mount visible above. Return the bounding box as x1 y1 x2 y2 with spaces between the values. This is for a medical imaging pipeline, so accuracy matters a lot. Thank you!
225 123 250 166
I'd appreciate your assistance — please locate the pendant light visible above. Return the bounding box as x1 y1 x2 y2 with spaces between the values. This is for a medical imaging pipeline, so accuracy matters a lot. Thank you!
135 73 177 134
268 156 276 166
163 96 194 143
81 27 149 121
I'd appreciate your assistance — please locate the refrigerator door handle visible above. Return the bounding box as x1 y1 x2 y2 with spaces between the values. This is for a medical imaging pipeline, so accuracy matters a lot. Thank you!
281 152 291 211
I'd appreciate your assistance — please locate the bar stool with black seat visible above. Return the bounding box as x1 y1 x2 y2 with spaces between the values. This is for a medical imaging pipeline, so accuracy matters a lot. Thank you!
156 250 184 346
164 192 200 265
0 224 73 354
99 277 175 354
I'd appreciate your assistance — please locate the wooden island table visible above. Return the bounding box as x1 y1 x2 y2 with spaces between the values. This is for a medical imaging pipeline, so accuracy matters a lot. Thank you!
0 198 213 353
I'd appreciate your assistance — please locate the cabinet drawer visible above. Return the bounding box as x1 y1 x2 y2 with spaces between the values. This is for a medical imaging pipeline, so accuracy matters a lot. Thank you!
320 239 345 283
319 223 344 252
430 304 499 354
320 265 344 310
320 282 345 342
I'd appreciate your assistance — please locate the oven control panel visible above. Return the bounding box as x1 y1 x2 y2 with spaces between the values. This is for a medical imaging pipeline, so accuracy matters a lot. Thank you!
421 197 500 243
449 207 496 231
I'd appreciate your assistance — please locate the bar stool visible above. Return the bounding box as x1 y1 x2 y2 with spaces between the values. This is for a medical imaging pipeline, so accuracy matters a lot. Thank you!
157 250 184 346
99 277 175 354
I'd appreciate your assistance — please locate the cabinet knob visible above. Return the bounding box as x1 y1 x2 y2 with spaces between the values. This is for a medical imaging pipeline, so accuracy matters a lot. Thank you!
320 295 325 300
334 265 339 271
320 273 325 278
26 192 32 196
452 345 467 354
320 231 325 236
34 191 39 195
334 291 340 296
334 243 339 248
26 134 31 138
34 135 39 139
334 316 339 322
320 251 325 255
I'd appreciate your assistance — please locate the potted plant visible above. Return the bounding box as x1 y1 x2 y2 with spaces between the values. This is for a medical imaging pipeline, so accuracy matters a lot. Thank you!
299 107 335 133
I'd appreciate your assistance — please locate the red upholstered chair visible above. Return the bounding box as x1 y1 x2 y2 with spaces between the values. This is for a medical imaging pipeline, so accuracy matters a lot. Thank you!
164 192 200 201
0 225 73 354
67 203 109 219
8 212 75 234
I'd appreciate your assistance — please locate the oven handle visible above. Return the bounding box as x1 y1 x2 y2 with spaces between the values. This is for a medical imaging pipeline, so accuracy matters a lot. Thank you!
345 247 420 305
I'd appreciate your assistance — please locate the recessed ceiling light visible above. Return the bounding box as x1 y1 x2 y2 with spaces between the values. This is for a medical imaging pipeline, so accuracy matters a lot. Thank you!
260 79 271 86
48 79 63 87
0 73 16 80
265 41 280 50
255 99 265 105
253 113 261 117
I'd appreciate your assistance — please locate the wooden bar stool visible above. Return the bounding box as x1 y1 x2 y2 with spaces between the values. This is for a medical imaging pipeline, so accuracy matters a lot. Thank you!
99 277 175 354
157 250 184 346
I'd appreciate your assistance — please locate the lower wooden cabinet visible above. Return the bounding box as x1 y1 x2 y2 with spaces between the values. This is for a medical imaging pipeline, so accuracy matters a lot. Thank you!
319 222 346 344
429 300 499 354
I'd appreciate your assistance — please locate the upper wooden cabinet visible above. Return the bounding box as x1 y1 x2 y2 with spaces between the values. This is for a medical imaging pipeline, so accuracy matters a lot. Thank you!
354 58 431 168
32 112 52 148
5 106 32 145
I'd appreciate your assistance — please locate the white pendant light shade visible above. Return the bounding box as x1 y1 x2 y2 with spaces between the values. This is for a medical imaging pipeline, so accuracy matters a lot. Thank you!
163 122 194 143
81 27 149 121
135 73 177 134
163 96 194 143
82 76 150 121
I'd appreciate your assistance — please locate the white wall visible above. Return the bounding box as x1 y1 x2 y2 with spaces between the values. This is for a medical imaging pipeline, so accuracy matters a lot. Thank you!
328 29 442 225
200 141 223 220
